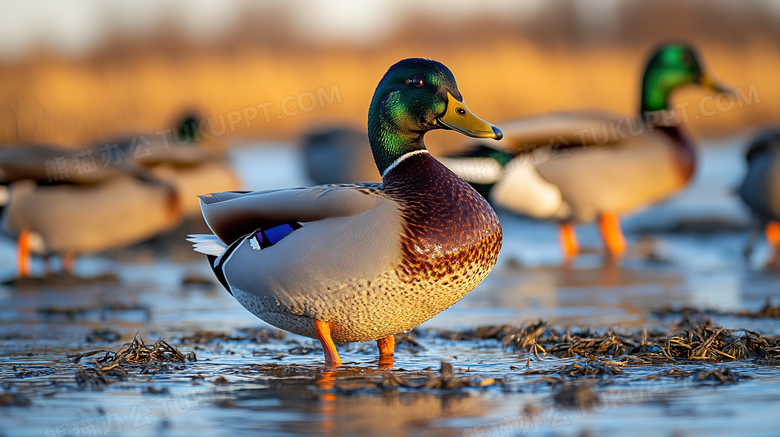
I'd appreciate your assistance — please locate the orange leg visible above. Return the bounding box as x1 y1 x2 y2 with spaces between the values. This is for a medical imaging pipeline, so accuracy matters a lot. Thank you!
17 230 31 278
313 319 342 368
377 335 395 356
559 223 579 258
599 212 626 256
377 335 395 369
62 252 75 274
765 221 780 267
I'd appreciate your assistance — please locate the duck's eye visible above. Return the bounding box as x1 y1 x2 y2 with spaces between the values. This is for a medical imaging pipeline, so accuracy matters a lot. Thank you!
411 76 424 87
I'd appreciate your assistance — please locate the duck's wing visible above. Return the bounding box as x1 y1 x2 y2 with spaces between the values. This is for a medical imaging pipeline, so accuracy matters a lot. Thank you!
448 111 685 220
0 145 83 184
0 144 165 186
444 111 629 184
200 182 386 244
470 111 630 153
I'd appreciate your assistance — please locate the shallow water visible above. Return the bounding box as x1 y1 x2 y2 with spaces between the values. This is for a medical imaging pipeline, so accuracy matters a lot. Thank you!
2 140 780 437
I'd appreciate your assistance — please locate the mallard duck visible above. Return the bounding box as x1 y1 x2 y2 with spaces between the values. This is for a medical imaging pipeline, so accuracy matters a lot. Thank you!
101 113 239 216
301 126 381 184
0 144 181 275
441 43 727 258
738 129 780 265
188 58 503 367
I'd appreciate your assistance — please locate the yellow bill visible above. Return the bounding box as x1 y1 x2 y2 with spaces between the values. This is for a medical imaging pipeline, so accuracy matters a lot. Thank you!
436 93 503 140
698 73 729 94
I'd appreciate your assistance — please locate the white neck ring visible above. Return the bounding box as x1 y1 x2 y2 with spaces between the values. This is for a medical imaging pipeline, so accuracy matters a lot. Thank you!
381 149 429 180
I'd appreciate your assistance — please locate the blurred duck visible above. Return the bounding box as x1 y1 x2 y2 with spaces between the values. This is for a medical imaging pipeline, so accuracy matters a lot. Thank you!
738 129 780 266
441 43 727 258
104 113 239 216
301 126 381 184
189 59 503 367
0 144 181 276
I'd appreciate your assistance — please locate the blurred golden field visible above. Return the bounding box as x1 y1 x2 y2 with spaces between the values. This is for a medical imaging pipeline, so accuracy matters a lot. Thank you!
1 3 779 152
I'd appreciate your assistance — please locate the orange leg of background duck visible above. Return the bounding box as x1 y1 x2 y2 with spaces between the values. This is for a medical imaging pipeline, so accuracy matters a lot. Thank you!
313 318 342 368
62 252 76 273
599 213 626 256
17 229 31 277
559 222 579 258
765 221 780 267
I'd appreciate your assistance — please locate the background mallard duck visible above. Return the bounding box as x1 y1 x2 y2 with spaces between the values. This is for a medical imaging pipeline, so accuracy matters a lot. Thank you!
301 126 381 185
0 144 181 276
98 113 239 217
738 128 780 266
443 43 728 259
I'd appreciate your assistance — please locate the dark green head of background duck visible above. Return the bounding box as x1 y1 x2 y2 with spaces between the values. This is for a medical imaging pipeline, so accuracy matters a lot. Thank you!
173 113 201 145
641 43 726 114
368 58 502 176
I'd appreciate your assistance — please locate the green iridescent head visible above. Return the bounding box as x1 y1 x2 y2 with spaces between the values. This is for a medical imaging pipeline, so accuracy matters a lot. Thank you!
367 58 502 176
641 43 726 114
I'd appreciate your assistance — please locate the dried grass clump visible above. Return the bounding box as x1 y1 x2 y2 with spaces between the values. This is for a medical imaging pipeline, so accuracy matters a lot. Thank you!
69 335 196 387
436 317 780 366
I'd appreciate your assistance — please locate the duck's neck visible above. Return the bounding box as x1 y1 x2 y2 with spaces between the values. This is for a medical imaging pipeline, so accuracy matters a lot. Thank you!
640 67 695 180
367 94 427 177
640 69 674 115
369 131 426 178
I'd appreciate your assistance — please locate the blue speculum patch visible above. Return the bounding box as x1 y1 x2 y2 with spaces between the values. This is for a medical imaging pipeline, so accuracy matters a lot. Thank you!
251 222 302 250
265 224 295 245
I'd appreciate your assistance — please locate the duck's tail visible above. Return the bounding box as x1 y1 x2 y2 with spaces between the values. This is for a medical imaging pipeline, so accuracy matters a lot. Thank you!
187 233 234 295
187 234 226 257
